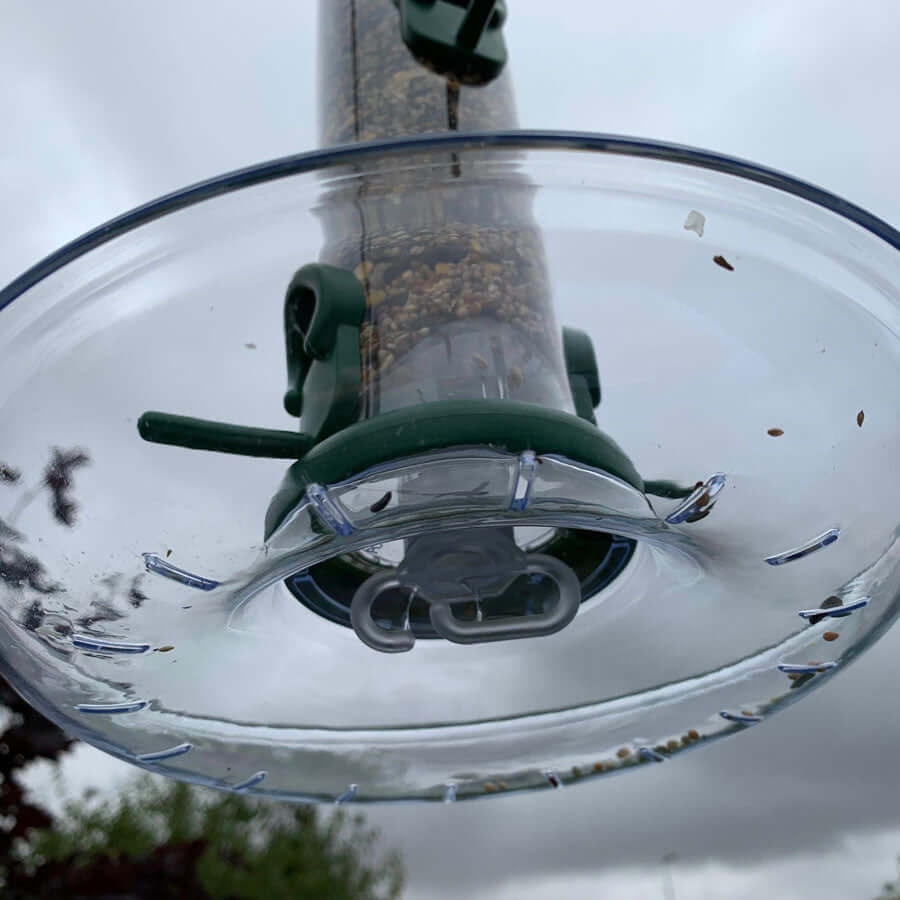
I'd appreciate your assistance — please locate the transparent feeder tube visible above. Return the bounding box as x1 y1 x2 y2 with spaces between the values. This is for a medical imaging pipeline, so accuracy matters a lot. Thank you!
316 0 574 420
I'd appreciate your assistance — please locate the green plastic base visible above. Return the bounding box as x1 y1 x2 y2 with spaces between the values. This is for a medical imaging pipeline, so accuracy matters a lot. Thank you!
264 399 643 538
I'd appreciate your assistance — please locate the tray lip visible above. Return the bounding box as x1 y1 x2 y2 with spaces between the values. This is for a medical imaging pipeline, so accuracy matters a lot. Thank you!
3 129 899 312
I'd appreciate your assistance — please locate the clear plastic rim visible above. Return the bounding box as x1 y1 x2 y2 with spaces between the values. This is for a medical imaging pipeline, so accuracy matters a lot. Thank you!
2 129 899 312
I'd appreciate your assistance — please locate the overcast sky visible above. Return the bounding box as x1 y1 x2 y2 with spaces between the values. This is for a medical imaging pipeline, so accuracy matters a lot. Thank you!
3 1 900 898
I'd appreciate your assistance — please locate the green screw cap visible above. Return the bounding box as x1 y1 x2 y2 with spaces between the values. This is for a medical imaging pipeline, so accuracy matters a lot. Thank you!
393 0 508 83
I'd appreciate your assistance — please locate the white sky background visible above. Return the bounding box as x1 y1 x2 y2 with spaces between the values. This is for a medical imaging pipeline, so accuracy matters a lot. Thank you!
2 1 900 898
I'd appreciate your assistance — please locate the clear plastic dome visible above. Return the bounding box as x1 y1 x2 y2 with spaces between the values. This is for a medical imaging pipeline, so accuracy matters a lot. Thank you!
1 132 900 803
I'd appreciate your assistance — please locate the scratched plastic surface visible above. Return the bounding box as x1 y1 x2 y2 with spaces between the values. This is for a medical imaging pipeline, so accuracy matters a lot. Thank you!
1 135 900 802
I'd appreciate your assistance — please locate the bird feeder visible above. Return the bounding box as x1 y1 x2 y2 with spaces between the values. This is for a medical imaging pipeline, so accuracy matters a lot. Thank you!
1 0 900 803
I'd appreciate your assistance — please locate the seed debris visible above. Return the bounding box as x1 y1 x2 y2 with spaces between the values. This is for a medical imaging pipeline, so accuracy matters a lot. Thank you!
713 255 734 271
684 210 706 237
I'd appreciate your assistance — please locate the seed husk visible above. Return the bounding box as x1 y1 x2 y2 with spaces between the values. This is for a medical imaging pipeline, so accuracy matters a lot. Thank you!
369 491 392 513
713 255 735 271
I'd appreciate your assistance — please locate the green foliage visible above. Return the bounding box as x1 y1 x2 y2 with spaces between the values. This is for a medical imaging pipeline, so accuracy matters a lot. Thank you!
875 856 900 900
18 775 404 900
